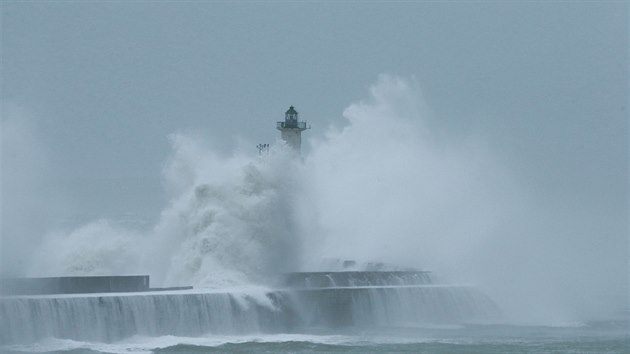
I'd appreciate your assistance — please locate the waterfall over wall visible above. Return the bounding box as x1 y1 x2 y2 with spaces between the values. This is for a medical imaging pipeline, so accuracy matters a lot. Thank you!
1 272 501 345
1 291 294 344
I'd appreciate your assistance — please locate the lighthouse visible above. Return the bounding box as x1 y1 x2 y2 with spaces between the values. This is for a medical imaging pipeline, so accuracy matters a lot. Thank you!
277 106 308 153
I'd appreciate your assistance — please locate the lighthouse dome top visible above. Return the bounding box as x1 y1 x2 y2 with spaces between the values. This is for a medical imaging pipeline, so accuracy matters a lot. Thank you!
286 106 298 115
285 106 298 121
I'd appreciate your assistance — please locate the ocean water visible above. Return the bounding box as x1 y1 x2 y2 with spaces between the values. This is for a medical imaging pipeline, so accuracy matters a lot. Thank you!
3 322 628 354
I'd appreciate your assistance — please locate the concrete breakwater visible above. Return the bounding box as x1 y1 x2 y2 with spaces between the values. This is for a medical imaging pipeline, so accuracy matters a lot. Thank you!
1 276 150 296
0 276 192 296
283 271 433 288
0 271 431 295
0 271 501 345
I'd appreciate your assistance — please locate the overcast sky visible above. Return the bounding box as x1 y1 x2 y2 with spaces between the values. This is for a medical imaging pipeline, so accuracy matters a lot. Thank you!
1 2 627 268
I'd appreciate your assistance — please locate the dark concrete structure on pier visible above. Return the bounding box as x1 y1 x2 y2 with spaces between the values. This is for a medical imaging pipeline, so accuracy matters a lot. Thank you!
0 275 192 296
1 276 149 295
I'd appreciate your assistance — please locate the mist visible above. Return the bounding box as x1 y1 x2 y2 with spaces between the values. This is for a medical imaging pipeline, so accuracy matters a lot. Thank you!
1 105 57 276
3 75 628 326
298 75 627 323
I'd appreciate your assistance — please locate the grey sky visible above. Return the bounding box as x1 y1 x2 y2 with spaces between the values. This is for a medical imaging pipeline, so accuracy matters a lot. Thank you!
1 1 627 277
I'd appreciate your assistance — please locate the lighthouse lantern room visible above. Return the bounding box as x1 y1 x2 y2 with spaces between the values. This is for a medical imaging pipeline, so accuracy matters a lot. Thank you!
277 106 308 153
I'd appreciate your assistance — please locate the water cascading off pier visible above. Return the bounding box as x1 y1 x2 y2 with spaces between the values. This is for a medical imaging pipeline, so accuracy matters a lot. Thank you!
0 271 500 344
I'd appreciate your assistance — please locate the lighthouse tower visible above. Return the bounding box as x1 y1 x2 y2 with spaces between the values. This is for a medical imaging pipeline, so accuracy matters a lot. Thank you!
277 106 308 153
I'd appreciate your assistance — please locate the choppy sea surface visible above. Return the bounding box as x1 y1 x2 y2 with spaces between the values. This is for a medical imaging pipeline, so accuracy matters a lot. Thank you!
4 321 628 354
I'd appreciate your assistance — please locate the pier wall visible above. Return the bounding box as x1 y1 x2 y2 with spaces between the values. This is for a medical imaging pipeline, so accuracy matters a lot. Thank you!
0 276 150 295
